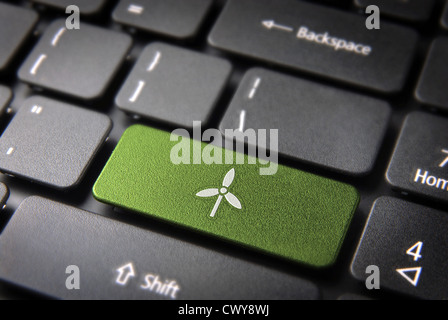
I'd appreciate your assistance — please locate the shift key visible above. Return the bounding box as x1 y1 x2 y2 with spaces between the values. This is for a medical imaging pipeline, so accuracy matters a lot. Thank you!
0 197 319 300
209 0 418 93
93 125 360 268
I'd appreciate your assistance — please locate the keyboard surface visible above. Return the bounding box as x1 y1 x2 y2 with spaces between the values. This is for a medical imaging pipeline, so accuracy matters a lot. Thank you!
0 0 447 301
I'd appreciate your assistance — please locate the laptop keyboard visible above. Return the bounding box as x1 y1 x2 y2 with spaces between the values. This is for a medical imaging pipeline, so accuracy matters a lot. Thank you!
0 0 447 300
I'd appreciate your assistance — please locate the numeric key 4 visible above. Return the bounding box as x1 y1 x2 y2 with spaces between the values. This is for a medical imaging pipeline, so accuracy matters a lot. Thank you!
351 197 448 300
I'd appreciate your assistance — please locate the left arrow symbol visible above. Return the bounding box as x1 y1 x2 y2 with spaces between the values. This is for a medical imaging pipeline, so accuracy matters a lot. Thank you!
116 262 136 286
262 20 294 32
396 267 422 287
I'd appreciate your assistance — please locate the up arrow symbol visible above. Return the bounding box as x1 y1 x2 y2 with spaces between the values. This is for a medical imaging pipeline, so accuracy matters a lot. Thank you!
116 262 136 286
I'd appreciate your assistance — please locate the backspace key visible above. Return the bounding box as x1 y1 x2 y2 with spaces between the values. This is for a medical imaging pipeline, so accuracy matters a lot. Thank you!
209 0 418 93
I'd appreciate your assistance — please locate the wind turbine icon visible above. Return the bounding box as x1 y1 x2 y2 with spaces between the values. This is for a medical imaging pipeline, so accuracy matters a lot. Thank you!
196 168 242 218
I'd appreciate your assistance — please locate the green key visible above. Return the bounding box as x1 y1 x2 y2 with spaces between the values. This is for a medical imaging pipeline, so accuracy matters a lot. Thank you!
93 125 359 267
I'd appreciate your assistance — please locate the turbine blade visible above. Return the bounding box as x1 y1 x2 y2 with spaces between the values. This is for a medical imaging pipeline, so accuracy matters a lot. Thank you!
225 193 242 209
210 195 223 218
196 189 219 197
222 168 235 187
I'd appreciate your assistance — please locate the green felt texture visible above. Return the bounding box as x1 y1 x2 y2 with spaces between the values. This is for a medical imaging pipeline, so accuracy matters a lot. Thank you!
93 125 359 267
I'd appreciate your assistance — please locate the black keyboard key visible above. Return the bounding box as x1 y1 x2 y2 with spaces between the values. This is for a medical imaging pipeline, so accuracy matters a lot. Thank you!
351 197 448 300
0 96 112 190
0 183 9 208
32 0 106 15
415 38 448 111
208 0 418 94
386 112 448 203
0 86 12 118
116 42 231 128
0 3 38 72
354 0 435 22
113 0 213 39
18 19 132 101
0 197 320 300
219 68 391 176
